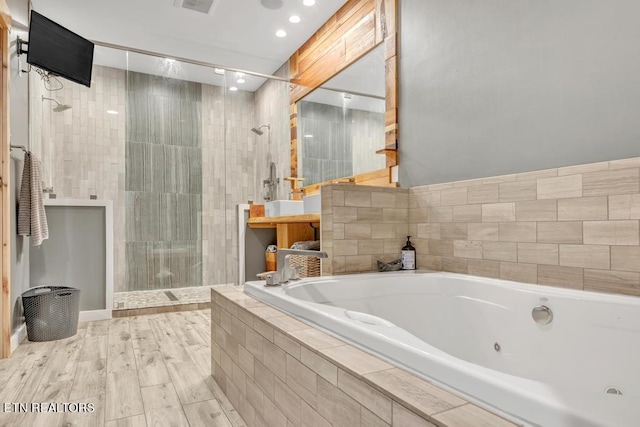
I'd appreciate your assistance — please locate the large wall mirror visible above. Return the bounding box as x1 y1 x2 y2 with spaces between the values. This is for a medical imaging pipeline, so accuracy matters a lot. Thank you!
297 45 385 186
288 0 398 197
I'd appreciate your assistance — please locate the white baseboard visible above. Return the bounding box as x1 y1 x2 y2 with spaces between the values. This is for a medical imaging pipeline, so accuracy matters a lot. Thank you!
79 309 112 322
11 324 27 352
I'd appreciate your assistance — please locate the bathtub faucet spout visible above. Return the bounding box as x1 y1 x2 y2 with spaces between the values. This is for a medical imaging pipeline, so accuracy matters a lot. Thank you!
271 249 328 286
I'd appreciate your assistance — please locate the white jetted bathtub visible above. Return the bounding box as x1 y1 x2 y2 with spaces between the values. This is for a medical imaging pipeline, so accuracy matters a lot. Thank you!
244 271 640 427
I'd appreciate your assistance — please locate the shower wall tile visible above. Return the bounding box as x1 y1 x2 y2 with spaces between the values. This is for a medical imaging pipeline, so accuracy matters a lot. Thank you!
126 92 150 143
254 63 290 203
31 65 128 292
202 85 257 286
125 71 203 291
149 95 176 145
37 64 287 291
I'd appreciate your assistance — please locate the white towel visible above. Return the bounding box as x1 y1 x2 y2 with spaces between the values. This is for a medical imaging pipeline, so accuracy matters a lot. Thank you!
17 153 49 246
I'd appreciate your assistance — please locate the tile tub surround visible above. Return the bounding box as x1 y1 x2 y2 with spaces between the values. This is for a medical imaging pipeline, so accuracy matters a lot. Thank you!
320 185 410 276
211 287 516 427
408 157 640 296
318 157 640 297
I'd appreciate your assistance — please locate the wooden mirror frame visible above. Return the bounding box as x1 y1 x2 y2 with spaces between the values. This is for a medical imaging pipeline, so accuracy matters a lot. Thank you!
288 0 398 198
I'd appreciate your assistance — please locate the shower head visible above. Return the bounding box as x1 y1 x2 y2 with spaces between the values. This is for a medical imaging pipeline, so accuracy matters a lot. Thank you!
42 95 72 112
251 124 270 136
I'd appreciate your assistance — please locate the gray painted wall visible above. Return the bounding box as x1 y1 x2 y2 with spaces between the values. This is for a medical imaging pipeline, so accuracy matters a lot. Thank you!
30 206 107 311
398 0 640 187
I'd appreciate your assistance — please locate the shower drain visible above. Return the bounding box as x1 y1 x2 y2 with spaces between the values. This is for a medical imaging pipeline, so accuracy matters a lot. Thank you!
605 387 623 396
164 291 178 301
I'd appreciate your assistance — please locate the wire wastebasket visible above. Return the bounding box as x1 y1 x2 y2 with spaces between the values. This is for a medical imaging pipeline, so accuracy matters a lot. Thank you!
22 286 80 342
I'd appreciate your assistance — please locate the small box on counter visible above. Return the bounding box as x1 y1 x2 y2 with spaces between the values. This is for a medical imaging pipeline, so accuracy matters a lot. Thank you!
249 204 265 218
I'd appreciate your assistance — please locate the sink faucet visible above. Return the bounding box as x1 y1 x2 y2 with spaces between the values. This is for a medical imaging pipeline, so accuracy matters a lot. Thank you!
261 249 328 286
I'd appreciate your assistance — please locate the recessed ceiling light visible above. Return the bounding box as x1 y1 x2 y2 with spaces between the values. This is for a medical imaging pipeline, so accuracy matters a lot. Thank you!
276 30 287 37
214 68 225 75
289 15 301 23
303 0 315 6
236 72 245 84
229 86 238 91
261 0 283 9
106 110 118 115
304 134 313 138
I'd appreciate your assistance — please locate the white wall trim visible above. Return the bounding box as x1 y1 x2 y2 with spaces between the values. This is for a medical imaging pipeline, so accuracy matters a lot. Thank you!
10 324 27 351
43 199 114 318
79 309 112 322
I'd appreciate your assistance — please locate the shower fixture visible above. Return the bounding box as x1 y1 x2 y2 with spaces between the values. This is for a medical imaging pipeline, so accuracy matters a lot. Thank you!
42 95 72 112
251 124 270 136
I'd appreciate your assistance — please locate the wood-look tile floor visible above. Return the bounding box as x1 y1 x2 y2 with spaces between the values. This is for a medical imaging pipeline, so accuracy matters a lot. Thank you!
0 310 244 427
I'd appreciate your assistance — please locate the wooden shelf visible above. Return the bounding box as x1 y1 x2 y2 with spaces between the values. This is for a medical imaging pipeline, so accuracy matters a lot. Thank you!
248 213 320 229
376 143 398 154
248 214 320 249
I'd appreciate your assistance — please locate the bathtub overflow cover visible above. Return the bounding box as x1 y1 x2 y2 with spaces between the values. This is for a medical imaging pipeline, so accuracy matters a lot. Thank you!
494 343 501 352
605 387 623 396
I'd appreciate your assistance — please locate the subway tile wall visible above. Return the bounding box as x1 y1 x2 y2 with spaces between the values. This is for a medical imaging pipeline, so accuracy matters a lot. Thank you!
320 184 410 275
202 86 257 285
408 158 640 296
30 66 128 291
320 158 640 297
253 63 290 202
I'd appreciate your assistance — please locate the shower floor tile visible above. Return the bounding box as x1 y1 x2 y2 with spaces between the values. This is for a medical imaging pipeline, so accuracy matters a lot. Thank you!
113 284 233 310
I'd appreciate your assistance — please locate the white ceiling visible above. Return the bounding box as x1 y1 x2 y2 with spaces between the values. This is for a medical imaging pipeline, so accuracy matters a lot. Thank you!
10 0 349 91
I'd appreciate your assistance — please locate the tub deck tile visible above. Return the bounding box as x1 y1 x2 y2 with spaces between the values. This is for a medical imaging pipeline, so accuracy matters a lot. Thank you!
321 344 393 376
364 368 466 416
288 328 345 350
210 287 521 427
269 315 311 332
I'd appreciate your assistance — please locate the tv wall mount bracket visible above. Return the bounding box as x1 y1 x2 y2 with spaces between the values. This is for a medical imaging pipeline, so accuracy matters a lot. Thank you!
16 36 28 56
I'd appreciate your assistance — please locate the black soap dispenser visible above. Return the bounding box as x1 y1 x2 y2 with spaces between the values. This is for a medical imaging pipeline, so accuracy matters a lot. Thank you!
401 236 416 270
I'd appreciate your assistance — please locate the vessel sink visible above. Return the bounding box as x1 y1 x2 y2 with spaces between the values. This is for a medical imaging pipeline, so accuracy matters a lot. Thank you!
303 194 321 214
265 200 304 217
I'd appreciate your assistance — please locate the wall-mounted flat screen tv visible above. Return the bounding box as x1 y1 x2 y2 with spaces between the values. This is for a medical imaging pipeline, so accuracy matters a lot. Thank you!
27 11 94 87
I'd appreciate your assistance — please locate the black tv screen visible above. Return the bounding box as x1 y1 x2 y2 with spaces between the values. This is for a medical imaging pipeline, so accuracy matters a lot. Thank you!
27 11 94 87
